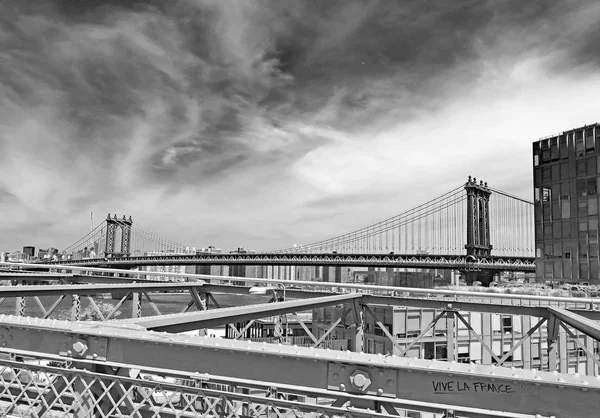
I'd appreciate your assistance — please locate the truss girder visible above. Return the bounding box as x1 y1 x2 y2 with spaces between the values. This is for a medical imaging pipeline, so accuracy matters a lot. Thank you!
0 315 597 418
121 293 361 333
35 253 536 271
0 282 207 298
1 282 600 321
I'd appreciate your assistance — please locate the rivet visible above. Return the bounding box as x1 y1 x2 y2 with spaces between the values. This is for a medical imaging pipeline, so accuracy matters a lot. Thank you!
377 388 383 395
387 379 393 387
333 373 339 380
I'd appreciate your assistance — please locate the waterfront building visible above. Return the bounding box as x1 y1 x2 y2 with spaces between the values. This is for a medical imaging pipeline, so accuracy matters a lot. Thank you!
533 123 600 283
22 246 35 259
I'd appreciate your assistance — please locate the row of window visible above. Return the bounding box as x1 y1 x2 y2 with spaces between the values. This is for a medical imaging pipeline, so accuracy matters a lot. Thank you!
536 179 600 206
538 219 598 236
537 241 599 260
538 259 600 280
534 127 599 164
534 155 600 182
535 196 600 221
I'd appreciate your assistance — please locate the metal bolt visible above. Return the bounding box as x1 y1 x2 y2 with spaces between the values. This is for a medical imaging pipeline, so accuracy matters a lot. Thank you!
377 388 383 395
333 373 339 380
339 383 346 390
387 379 394 387
354 373 367 386
73 341 88 356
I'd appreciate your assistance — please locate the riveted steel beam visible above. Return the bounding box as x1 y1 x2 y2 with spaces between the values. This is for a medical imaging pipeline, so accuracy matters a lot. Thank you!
0 282 207 298
122 293 362 333
0 315 597 418
547 306 600 341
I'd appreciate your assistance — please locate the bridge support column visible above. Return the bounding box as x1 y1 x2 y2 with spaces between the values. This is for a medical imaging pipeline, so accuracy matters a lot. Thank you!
463 270 497 287
322 266 330 282
446 312 457 362
71 295 81 321
351 301 364 352
334 266 342 283
366 267 376 284
132 293 141 318
15 296 25 317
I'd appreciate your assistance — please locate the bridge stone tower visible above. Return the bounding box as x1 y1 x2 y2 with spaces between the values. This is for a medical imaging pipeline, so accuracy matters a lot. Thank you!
463 177 496 286
464 176 492 257
105 214 133 258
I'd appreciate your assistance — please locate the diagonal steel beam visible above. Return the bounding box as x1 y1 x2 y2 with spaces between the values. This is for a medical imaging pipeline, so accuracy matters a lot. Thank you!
547 306 600 341
314 307 351 347
398 310 447 357
497 318 546 366
291 312 318 344
454 311 501 364
44 295 67 319
234 319 256 340
363 304 404 355
123 293 362 333
558 322 600 370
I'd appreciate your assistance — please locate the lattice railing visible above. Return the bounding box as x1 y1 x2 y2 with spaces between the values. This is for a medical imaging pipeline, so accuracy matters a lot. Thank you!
0 357 406 417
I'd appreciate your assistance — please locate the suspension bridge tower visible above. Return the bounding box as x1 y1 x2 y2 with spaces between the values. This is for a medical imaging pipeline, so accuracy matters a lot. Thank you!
464 177 496 286
105 214 133 258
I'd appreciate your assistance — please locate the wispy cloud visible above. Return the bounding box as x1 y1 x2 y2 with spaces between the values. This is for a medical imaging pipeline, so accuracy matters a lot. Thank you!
1 0 599 251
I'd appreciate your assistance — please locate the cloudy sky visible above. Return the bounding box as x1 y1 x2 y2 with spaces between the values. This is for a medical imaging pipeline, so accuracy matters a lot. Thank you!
1 0 599 252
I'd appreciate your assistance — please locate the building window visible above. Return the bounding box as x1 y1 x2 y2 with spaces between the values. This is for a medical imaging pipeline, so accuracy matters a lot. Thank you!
578 200 588 217
577 180 587 197
502 316 513 334
587 179 598 196
542 188 551 202
457 352 470 364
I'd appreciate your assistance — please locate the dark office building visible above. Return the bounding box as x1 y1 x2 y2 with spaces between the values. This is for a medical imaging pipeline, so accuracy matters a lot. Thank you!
22 246 35 259
533 123 600 283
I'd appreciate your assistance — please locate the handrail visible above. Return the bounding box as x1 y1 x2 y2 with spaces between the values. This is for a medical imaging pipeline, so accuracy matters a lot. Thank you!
2 262 596 306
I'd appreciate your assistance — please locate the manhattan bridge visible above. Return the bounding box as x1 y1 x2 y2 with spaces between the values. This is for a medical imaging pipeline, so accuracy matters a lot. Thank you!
0 178 598 418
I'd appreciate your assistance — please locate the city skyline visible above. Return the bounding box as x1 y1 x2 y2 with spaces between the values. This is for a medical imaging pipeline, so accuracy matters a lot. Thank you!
1 1 600 251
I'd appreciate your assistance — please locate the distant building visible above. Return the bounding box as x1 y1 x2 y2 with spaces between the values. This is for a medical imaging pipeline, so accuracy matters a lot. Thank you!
143 248 197 281
22 246 35 259
37 249 48 259
533 123 600 283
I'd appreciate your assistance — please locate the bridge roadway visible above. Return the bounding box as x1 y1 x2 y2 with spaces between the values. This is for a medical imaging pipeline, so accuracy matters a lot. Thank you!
36 252 536 271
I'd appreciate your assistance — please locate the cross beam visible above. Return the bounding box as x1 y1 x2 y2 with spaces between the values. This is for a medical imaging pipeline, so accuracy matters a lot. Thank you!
122 293 361 333
547 306 600 341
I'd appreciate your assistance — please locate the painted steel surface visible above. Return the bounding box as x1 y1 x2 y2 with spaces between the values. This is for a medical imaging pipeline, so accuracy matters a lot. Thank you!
547 306 600 340
123 293 362 332
0 314 596 417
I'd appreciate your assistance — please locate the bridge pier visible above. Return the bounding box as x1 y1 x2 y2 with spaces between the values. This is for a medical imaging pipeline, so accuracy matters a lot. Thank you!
463 270 497 287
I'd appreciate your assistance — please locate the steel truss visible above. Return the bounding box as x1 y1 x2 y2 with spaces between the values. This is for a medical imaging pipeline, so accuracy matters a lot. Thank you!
36 253 536 271
0 315 597 417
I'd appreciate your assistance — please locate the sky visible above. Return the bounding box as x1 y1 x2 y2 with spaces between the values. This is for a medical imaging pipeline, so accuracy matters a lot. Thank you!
1 0 600 253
